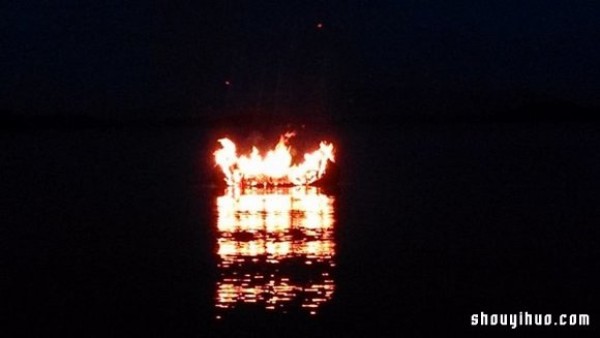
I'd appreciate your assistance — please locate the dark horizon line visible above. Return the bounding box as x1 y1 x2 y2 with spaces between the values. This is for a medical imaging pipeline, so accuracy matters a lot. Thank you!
2 100 599 131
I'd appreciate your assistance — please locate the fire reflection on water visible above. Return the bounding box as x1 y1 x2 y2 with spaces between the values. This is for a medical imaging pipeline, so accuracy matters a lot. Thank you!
215 186 336 317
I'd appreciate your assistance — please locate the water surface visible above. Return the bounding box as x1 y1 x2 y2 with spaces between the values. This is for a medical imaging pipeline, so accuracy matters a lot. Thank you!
3 123 599 336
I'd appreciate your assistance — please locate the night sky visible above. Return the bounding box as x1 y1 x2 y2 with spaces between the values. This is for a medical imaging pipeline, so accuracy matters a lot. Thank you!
3 1 600 121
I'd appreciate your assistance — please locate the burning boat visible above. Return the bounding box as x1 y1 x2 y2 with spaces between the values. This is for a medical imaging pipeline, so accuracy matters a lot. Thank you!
214 132 337 187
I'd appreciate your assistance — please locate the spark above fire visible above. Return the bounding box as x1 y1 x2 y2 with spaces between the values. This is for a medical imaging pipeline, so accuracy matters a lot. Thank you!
214 132 335 186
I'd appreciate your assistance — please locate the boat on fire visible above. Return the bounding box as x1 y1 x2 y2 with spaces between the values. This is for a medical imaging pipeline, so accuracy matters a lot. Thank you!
213 132 338 187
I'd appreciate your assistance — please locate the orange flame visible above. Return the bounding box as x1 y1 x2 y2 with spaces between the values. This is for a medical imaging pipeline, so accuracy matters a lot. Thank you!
214 132 335 186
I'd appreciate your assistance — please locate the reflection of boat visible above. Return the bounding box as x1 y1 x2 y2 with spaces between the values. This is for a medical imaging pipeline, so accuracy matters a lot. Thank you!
216 272 334 315
214 187 336 317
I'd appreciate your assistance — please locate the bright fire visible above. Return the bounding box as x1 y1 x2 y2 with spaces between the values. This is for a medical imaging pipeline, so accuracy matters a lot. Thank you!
214 132 335 186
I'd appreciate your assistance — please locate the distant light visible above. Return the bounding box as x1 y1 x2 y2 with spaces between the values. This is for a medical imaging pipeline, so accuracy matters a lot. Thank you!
224 80 231 86
316 22 323 29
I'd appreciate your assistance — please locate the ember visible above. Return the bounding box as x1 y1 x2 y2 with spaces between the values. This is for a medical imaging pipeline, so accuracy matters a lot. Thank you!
214 132 335 186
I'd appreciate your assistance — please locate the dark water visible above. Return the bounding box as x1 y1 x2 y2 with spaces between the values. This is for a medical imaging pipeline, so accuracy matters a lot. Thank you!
3 123 599 336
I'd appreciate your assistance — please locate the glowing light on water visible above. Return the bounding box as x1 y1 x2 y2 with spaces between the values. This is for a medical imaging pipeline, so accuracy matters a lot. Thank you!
214 186 336 317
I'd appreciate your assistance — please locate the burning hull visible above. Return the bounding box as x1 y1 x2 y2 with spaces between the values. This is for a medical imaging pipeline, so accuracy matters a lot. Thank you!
211 160 340 188
214 133 337 187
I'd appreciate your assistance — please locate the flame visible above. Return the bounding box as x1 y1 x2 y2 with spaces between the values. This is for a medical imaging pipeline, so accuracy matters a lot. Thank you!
214 132 335 186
